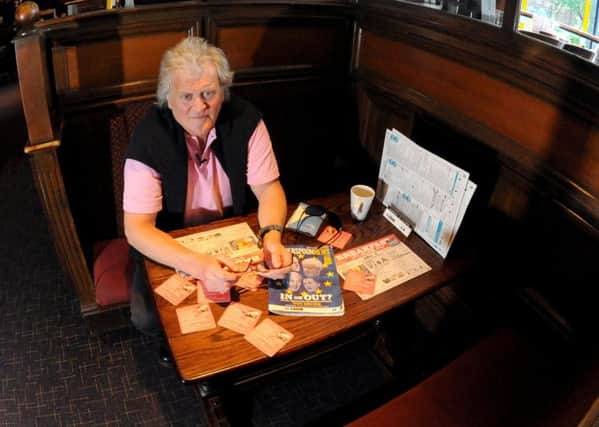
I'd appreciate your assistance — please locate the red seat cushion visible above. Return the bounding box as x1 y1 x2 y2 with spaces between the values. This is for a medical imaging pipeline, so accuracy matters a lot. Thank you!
93 238 133 306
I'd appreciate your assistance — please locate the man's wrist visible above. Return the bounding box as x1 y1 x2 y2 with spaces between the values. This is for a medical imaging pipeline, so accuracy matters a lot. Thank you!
258 224 284 244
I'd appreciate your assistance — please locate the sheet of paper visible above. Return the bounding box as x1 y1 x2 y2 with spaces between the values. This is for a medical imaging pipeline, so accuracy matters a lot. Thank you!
343 270 376 295
317 226 352 249
446 180 477 249
176 304 216 334
234 271 264 291
378 129 476 257
176 222 262 264
335 234 431 300
244 318 294 357
154 274 196 306
217 302 262 335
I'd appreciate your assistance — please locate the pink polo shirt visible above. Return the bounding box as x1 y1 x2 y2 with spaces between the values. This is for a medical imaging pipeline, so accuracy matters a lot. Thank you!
123 120 279 226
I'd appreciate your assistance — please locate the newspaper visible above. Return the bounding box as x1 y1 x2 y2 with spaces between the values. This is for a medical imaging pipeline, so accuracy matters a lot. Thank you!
335 234 431 300
175 222 263 264
378 128 476 258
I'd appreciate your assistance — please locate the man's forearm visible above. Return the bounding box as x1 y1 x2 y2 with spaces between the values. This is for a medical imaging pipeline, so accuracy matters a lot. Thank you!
254 179 292 269
125 215 239 290
125 216 198 273
256 180 287 236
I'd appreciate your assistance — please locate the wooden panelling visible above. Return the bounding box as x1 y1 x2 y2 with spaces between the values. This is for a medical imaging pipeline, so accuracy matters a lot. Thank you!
357 0 599 123
14 35 55 145
355 82 414 163
28 145 97 314
358 31 599 203
352 86 599 332
52 31 185 94
218 24 345 70
234 79 372 204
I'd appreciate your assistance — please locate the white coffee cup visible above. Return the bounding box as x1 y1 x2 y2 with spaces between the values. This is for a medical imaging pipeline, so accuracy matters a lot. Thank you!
350 184 375 221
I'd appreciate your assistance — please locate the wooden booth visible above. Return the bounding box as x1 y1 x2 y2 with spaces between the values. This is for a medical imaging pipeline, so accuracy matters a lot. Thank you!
15 1 363 321
13 0 599 422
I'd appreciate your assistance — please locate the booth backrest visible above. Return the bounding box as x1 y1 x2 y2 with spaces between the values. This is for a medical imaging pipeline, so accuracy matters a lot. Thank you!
109 100 154 237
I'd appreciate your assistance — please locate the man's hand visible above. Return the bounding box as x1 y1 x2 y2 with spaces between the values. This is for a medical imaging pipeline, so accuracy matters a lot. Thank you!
251 178 290 277
262 236 293 279
185 253 239 293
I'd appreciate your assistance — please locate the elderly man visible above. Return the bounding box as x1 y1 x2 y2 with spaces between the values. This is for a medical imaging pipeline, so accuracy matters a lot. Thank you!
123 37 291 336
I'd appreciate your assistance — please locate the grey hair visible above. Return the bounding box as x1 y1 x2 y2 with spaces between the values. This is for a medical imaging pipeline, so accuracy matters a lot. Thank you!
156 37 234 107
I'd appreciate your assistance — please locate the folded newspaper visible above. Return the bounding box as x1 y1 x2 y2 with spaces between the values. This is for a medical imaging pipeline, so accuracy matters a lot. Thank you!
175 222 263 265
335 234 431 300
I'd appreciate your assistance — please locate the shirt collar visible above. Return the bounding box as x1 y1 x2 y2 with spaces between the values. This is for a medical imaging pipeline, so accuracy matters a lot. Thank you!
186 128 217 148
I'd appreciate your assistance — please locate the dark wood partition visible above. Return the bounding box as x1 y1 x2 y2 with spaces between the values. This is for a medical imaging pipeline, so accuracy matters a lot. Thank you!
354 0 598 227
353 0 599 339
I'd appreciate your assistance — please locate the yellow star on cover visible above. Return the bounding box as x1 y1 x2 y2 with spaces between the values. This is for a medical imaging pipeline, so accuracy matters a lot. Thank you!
316 289 323 294
323 280 332 287
326 271 335 278
301 291 308 297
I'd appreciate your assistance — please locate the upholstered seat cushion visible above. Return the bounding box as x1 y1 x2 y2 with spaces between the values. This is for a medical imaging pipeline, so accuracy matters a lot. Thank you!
93 238 133 306
91 101 151 308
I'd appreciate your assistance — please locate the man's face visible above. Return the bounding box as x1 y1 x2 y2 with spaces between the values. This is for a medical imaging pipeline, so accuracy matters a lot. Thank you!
288 272 302 292
302 258 323 278
167 63 224 139
303 278 320 293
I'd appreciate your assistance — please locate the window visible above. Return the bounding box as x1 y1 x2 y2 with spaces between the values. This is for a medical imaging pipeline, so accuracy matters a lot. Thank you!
519 0 599 52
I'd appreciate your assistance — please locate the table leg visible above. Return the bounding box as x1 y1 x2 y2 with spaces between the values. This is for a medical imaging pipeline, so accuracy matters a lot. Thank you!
194 380 234 427
372 319 397 373
201 393 231 427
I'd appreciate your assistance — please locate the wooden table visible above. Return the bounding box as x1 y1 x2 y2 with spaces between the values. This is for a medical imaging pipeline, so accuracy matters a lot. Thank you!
145 192 475 426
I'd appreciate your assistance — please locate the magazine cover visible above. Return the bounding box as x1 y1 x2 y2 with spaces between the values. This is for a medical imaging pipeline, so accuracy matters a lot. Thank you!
268 245 345 316
335 234 431 300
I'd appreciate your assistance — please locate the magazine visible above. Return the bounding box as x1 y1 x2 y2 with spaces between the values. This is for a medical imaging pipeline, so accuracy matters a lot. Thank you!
335 234 431 300
268 245 345 316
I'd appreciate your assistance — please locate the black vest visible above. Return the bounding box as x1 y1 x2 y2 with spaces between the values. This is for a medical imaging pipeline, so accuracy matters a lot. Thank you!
126 95 262 232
